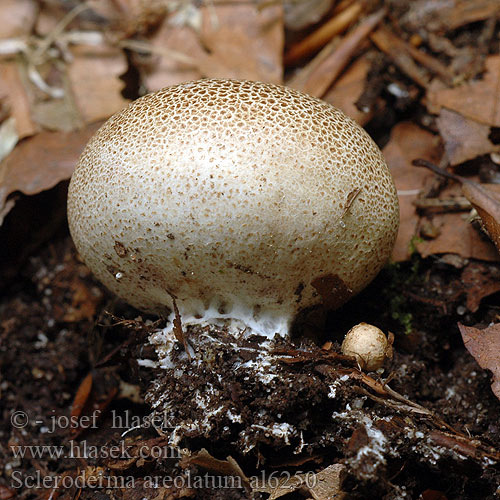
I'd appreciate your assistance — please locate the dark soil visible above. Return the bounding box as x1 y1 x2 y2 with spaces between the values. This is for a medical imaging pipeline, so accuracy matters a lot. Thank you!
1 227 499 500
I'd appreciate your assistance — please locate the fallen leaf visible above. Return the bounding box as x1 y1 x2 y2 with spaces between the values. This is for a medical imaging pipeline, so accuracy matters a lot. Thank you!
69 368 120 439
401 0 500 32
383 123 441 261
31 97 83 133
68 43 129 124
0 0 37 39
199 1 283 83
309 464 347 500
323 55 374 125
416 216 500 261
415 198 500 262
143 1 283 91
253 474 304 499
179 448 250 489
413 183 500 261
0 123 100 224
437 108 500 166
253 463 346 500
458 322 500 401
140 20 204 90
427 56 500 127
413 159 500 257
461 261 500 313
461 181 500 253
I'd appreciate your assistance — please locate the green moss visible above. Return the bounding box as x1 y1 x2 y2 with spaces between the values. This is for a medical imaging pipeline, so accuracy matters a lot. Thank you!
408 235 424 256
382 256 421 335
391 297 414 335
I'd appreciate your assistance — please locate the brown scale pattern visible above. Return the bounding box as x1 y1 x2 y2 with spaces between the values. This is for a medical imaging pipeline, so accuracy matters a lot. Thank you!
68 79 399 335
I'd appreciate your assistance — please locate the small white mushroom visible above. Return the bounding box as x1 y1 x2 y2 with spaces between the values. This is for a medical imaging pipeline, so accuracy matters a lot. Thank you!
67 79 399 338
341 323 393 371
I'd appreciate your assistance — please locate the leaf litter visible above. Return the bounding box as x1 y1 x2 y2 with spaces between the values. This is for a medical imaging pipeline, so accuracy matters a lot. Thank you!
1 1 500 499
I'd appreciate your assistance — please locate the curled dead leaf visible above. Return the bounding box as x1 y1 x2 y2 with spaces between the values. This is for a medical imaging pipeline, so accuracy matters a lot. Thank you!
413 159 500 255
458 322 500 401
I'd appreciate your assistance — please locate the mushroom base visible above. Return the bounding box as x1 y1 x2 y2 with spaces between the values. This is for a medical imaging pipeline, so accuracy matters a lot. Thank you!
143 323 336 452
161 300 294 341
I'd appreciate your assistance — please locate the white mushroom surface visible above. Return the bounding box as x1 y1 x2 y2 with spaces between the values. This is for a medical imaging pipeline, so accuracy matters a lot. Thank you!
68 79 399 337
341 322 391 371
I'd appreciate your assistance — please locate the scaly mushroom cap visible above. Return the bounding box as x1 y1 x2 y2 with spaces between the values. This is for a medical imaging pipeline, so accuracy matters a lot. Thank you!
68 79 399 337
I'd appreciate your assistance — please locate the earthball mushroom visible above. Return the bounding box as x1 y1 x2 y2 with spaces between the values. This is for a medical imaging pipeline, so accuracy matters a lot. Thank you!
67 79 399 337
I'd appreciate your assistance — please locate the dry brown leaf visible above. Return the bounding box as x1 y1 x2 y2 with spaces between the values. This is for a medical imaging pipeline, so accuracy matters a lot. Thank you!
461 262 500 313
0 0 37 39
253 474 304 499
68 43 129 125
69 369 119 439
402 0 500 32
199 1 283 83
0 123 100 224
179 448 250 488
323 55 373 125
142 1 283 91
309 464 347 500
413 184 500 261
31 97 82 133
437 108 500 166
3 3 129 132
253 463 346 500
382 123 441 261
416 213 500 262
461 181 500 253
141 20 207 90
458 322 500 401
427 56 500 127
412 160 500 261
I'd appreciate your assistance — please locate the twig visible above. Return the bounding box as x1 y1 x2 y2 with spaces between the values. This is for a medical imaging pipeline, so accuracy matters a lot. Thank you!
412 158 462 182
371 26 430 88
285 2 363 66
290 8 386 97
413 196 471 213
33 3 91 63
